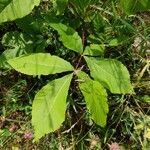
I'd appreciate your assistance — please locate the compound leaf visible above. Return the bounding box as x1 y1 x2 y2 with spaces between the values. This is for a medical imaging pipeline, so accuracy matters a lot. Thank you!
78 71 108 127
85 57 133 94
8 53 74 75
0 0 40 23
32 74 72 140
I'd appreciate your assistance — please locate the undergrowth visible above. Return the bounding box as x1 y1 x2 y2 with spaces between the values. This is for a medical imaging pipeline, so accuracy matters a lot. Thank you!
0 0 150 149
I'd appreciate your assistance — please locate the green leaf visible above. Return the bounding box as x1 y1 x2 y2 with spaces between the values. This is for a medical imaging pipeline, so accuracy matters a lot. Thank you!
2 32 34 51
108 36 128 47
49 22 83 53
8 53 74 75
0 32 34 68
83 44 105 56
0 128 11 137
0 0 11 12
0 32 47 69
120 0 150 15
0 0 40 23
16 15 45 34
53 0 68 15
78 71 108 127
85 57 133 94
109 39 119 47
0 49 20 69
92 13 105 32
32 74 72 140
141 95 150 103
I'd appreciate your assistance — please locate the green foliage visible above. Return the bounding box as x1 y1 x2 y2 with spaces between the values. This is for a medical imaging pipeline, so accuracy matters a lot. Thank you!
0 0 40 23
0 0 11 12
83 44 105 56
32 74 72 140
78 71 108 127
0 32 34 68
8 53 74 75
16 15 45 34
49 22 83 53
70 0 99 16
2 0 149 144
2 32 33 50
120 0 150 15
52 0 68 15
0 31 47 69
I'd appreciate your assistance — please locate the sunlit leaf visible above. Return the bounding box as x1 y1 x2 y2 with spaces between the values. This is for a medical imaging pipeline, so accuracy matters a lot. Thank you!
8 53 74 75
85 57 133 94
49 22 83 53
83 44 105 56
78 71 108 127
32 74 72 140
0 0 40 23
